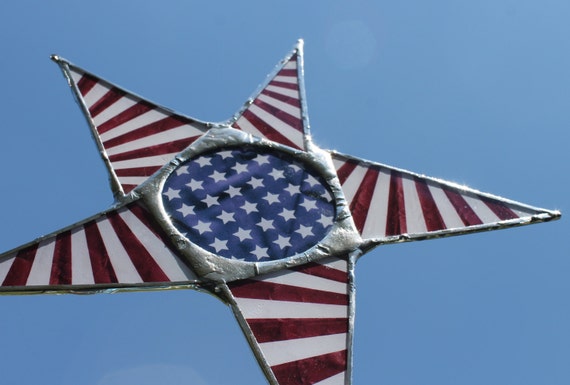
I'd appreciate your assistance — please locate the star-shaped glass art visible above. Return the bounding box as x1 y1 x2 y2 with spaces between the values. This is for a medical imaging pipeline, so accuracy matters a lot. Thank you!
0 40 560 385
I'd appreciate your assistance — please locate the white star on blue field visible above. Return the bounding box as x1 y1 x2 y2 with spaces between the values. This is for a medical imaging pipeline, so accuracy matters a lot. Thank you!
162 147 335 262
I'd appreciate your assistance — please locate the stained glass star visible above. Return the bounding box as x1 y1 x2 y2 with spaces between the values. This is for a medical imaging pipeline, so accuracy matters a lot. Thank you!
0 41 559 385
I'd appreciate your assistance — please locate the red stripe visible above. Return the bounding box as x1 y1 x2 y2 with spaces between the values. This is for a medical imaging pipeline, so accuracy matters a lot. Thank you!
50 231 72 285
275 79 297 88
278 68 298 77
386 171 407 236
106 210 170 283
443 188 483 226
76 72 98 96
114 165 162 177
234 110 300 149
2 244 38 286
252 98 302 132
350 167 379 233
261 89 301 108
272 350 347 385
97 100 155 134
230 279 347 305
89 87 126 118
268 80 299 91
108 136 199 163
247 318 348 343
83 220 118 284
102 115 190 149
414 178 446 232
291 259 347 283
335 159 358 185
481 197 519 220
122 184 137 193
128 203 181 256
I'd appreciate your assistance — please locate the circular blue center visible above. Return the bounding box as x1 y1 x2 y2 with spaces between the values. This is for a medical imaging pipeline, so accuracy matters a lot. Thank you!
161 147 335 262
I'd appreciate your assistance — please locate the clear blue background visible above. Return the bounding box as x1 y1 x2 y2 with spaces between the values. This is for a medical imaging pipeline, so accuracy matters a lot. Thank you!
0 1 567 384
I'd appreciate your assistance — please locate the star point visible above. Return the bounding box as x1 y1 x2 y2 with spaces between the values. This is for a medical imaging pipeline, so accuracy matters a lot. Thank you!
203 194 219 207
250 245 268 261
278 208 296 222
234 163 249 174
255 154 271 166
234 228 253 242
163 187 180 201
210 238 228 253
195 157 212 167
218 210 234 224
178 204 195 218
242 201 257 214
301 198 318 212
297 224 314 239
268 168 285 181
283 184 298 197
186 179 203 191
211 170 226 183
275 235 291 250
225 185 242 198
175 166 190 177
257 218 274 232
263 192 280 205
248 177 264 189
194 220 211 234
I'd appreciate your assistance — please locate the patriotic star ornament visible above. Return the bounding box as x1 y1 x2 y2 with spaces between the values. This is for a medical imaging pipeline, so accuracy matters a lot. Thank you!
0 40 560 385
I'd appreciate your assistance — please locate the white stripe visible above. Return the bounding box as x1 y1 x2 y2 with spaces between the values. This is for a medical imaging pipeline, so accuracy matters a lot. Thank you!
283 61 297 70
93 95 138 127
0 253 16 285
70 70 83 85
265 85 299 99
332 156 346 171
318 257 347 272
254 269 347 295
510 207 532 218
113 153 179 170
71 227 95 285
96 217 143 283
118 208 197 281
248 104 304 148
362 169 391 239
105 125 203 156
83 82 111 111
117 176 148 187
236 298 347 319
258 93 300 118
273 75 297 84
402 175 427 234
340 164 367 205
314 372 346 385
236 116 265 138
463 195 500 223
260 333 347 366
428 184 465 229
26 238 56 285
99 109 168 142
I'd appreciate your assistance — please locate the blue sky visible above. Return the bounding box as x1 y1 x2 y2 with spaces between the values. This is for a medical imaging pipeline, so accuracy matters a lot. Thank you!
0 1 567 384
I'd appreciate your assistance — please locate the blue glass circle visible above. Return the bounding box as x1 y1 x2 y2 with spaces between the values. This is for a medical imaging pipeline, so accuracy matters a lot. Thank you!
161 147 335 262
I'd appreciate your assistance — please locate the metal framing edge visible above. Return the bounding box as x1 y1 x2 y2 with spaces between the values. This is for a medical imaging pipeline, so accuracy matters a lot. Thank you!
226 41 304 129
328 149 561 220
51 55 125 200
0 199 136 262
346 249 361 385
218 283 280 385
